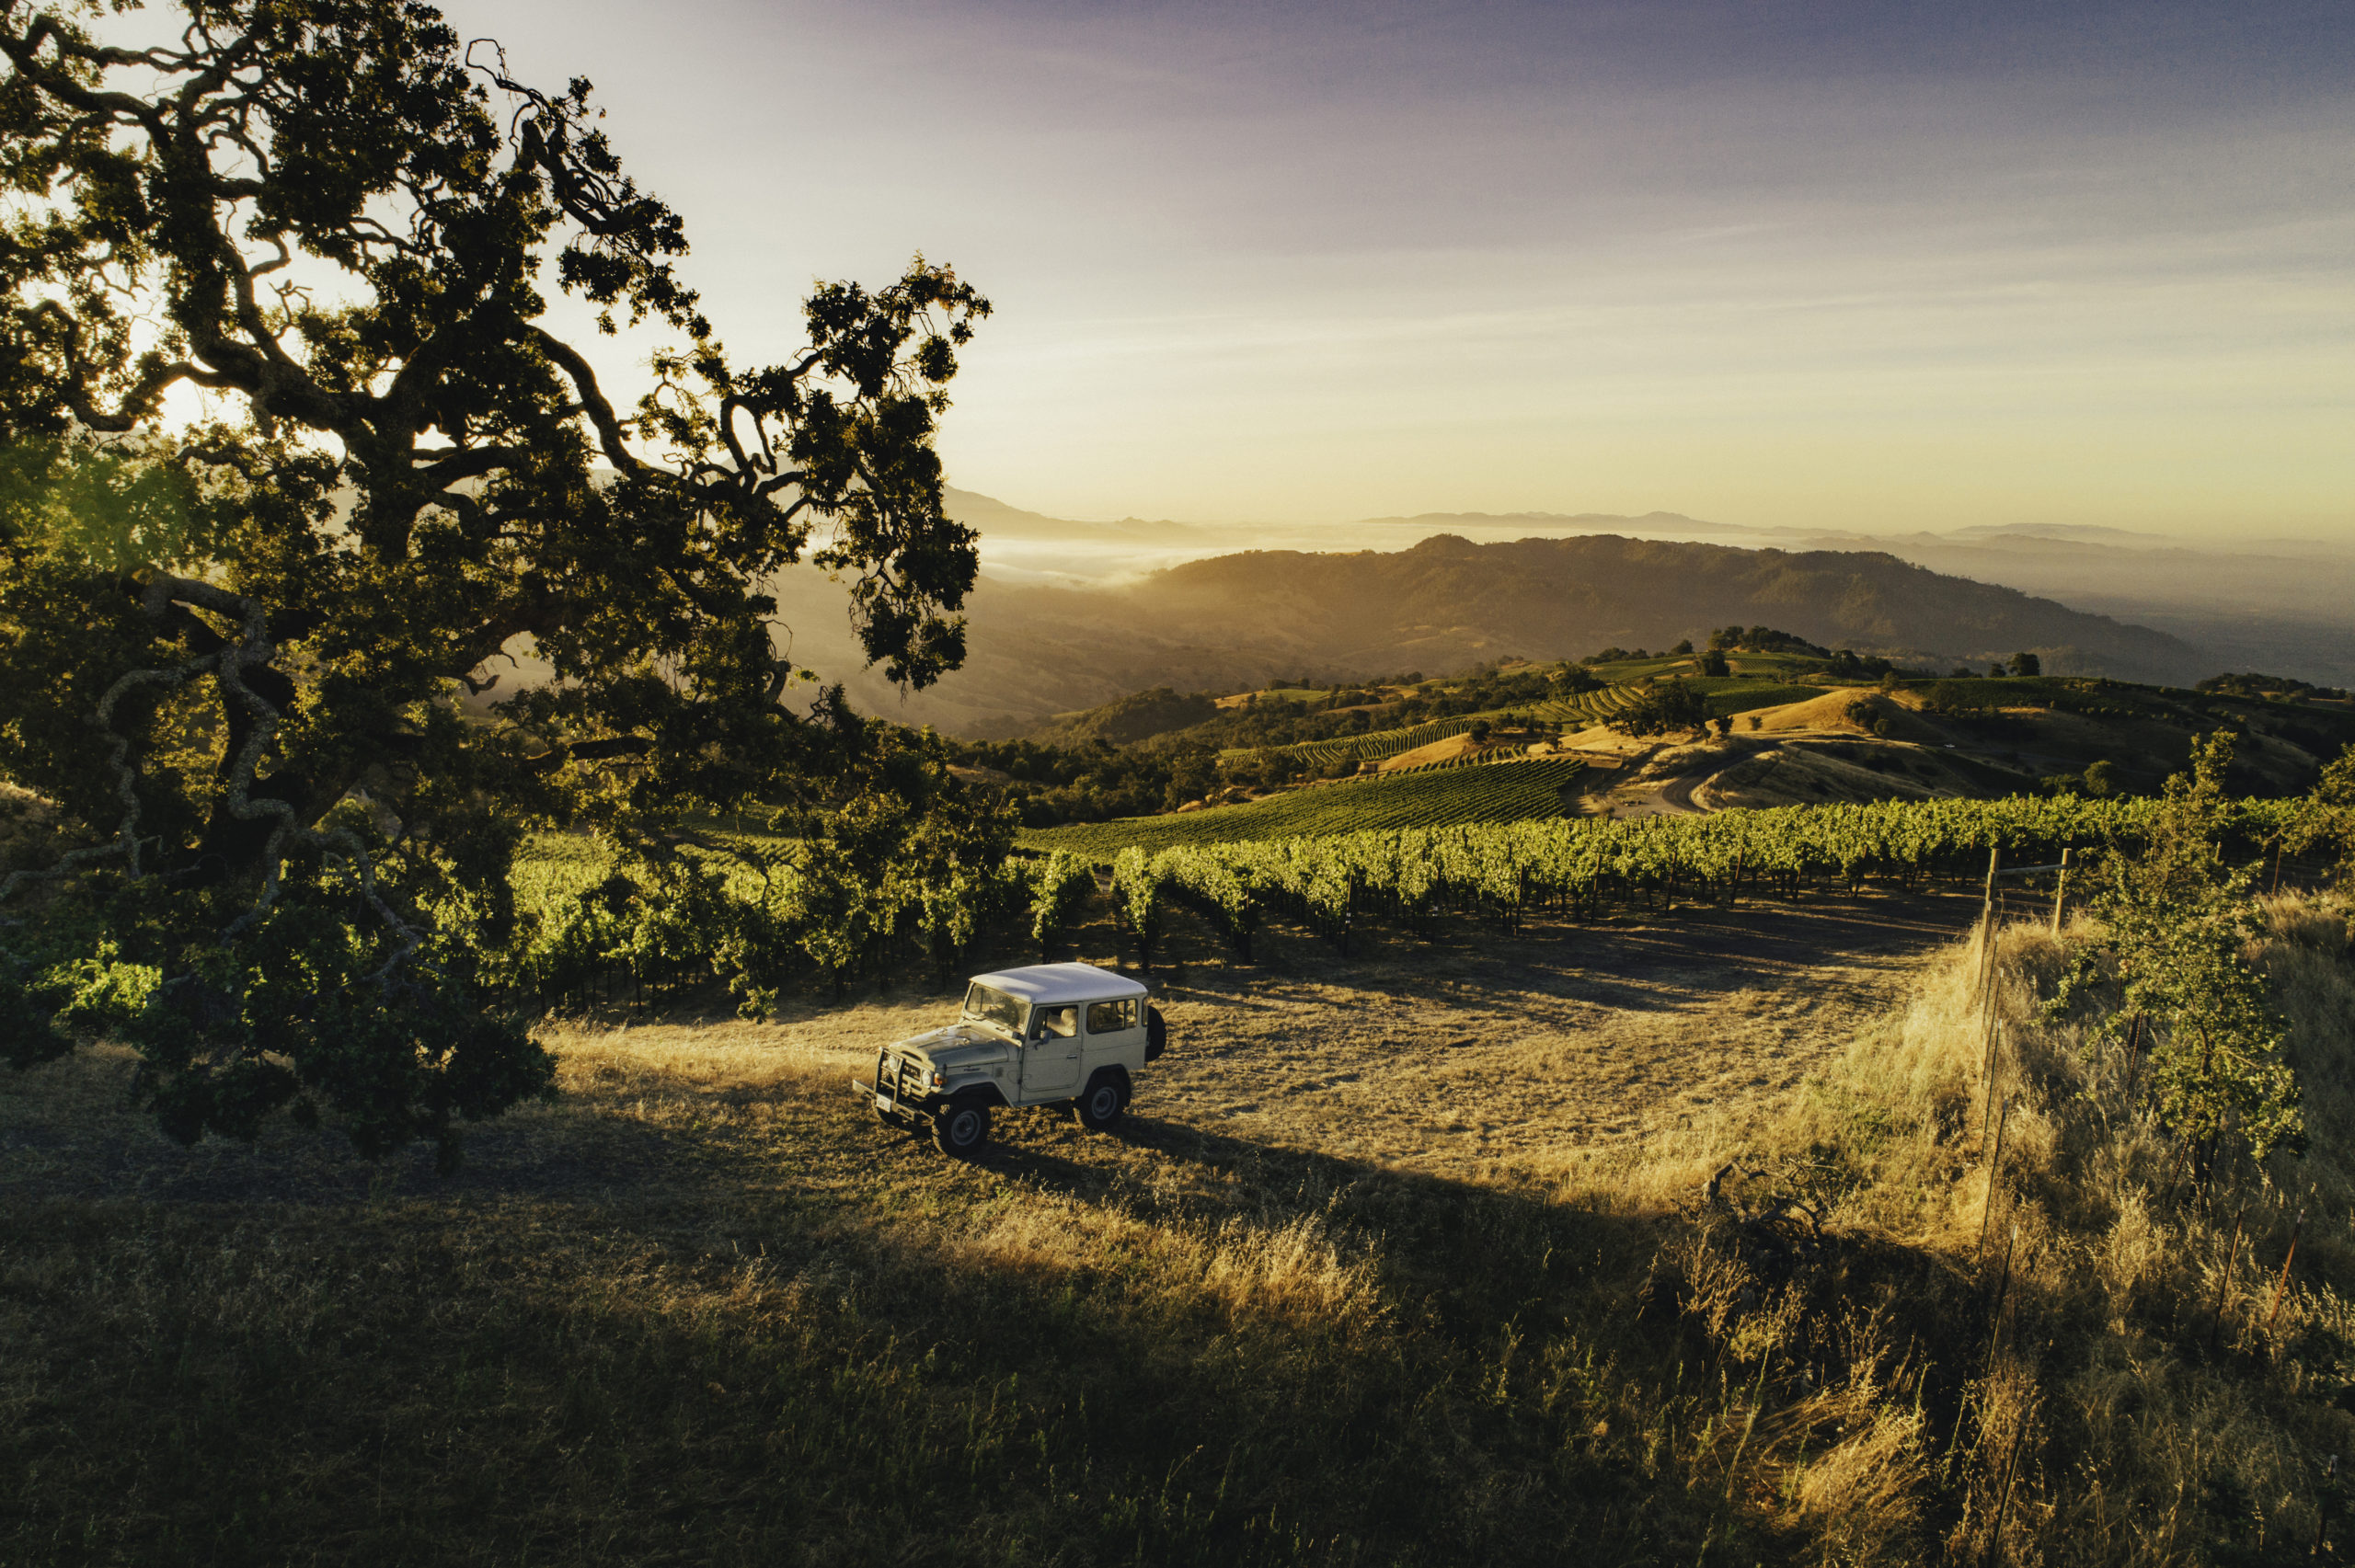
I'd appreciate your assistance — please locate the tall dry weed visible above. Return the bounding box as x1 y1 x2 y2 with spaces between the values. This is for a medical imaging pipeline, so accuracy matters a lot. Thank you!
1874 903 2348 1560
1594 895 2355 1562
952 1184 1388 1338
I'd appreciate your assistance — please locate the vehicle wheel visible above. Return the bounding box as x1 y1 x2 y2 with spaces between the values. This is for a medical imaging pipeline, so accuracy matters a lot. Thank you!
933 1100 991 1157
1077 1073 1127 1131
1144 1006 1167 1061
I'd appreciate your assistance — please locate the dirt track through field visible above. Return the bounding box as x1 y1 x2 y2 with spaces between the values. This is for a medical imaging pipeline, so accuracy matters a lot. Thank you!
1 887 1984 1204
1129 888 1982 1177
665 887 1986 1184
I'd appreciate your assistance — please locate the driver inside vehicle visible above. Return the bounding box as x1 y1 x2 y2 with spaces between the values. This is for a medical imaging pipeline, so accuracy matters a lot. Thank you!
1032 1005 1078 1040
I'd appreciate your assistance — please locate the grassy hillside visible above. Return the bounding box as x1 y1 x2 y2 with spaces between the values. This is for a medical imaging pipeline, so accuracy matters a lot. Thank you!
1128 534 2198 680
1026 685 1223 748
11 864 2354 1564
1031 653 1838 764
964 663 2355 840
1021 756 1588 856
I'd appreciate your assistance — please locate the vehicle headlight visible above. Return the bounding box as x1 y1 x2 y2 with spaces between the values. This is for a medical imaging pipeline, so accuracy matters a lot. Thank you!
928 1069 946 1089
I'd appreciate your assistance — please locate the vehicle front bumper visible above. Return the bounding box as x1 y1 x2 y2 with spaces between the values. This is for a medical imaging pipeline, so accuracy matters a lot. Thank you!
856 1054 945 1122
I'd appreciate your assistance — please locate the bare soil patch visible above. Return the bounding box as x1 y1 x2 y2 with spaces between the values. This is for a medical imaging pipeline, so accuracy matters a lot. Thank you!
1132 889 1982 1179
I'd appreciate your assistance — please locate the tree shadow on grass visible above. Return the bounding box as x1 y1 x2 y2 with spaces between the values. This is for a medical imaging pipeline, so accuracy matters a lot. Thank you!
3 1028 1997 1568
1146 883 1984 1022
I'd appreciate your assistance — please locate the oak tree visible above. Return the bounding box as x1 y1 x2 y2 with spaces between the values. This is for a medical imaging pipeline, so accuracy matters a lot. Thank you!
0 0 990 1163
1616 678 1706 738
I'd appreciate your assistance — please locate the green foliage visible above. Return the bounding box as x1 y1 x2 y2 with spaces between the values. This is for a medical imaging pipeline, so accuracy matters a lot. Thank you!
1022 851 1097 956
0 1 989 1160
1030 791 2299 982
943 733 1209 827
1924 680 2000 715
1163 665 1561 762
2064 734 2303 1162
1552 662 1603 694
1109 847 1169 969
462 729 1016 1020
1616 679 1706 737
2200 671 2349 703
0 961 72 1070
2292 743 2355 890
1021 685 1222 748
1708 625 1832 657
1679 678 1821 720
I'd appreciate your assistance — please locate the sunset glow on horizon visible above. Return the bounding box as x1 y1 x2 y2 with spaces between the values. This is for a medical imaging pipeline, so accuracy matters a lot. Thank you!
475 0 2355 542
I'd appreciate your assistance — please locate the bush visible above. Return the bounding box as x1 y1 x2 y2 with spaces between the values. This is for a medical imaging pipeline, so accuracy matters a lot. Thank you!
1924 681 1997 715
1617 681 1706 737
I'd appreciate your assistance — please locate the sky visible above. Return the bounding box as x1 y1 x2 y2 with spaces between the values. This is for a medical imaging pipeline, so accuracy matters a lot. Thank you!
465 0 2355 542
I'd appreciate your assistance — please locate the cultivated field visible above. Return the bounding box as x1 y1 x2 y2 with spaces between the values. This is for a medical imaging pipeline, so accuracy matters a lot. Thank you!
1023 755 1589 857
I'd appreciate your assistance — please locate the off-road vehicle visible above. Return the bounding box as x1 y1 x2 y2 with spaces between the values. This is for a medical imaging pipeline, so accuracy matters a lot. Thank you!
855 962 1168 1156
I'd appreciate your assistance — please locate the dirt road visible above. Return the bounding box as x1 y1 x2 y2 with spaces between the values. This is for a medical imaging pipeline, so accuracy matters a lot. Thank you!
1130 887 1976 1178
3 887 1981 1203
1594 749 1717 819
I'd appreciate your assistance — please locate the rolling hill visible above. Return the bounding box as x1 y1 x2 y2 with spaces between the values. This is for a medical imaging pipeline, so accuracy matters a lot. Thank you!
779 528 2206 737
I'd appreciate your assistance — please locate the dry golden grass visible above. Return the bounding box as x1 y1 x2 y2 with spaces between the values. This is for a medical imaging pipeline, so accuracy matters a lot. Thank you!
6 887 2355 1564
1375 731 1488 772
1699 739 1969 810
1143 890 1971 1179
1740 688 1944 745
1703 898 2355 1565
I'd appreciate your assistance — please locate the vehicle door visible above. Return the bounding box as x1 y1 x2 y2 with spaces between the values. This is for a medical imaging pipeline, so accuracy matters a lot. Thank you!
1085 998 1139 1068
1019 1004 1083 1099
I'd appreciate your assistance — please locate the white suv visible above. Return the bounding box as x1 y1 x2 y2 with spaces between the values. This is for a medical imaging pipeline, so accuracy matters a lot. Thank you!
856 962 1168 1156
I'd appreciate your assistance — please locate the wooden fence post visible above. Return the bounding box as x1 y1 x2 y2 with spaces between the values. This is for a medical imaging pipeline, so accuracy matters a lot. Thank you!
1977 843 2002 1001
2210 1207 2247 1351
1979 1093 2014 1265
2265 1206 2305 1338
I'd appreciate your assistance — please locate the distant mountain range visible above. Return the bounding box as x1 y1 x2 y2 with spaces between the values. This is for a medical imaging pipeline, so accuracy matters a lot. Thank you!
947 491 2355 667
772 498 2243 738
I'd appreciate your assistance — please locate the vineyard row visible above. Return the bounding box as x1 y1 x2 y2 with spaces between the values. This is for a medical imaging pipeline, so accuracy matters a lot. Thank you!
1223 682 1643 768
1101 793 2304 965
494 792 2304 1013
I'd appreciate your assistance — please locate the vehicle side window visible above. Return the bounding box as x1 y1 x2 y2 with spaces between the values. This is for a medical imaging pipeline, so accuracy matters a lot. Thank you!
1086 999 1136 1035
1032 1005 1077 1039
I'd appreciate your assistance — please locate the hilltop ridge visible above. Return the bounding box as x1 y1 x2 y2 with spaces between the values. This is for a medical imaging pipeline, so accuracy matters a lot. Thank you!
780 527 2203 737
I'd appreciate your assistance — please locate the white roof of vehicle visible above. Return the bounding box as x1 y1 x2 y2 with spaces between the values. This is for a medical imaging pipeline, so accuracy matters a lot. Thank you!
969 962 1148 1005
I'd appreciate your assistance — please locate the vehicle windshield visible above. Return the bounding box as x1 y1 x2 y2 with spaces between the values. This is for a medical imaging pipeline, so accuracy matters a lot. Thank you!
960 983 1027 1036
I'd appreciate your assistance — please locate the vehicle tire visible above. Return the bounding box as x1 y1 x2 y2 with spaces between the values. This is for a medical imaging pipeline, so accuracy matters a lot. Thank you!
1077 1072 1127 1131
1144 1006 1167 1062
932 1099 991 1157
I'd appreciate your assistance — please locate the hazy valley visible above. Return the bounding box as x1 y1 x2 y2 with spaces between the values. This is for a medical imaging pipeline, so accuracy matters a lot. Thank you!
781 490 2355 738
